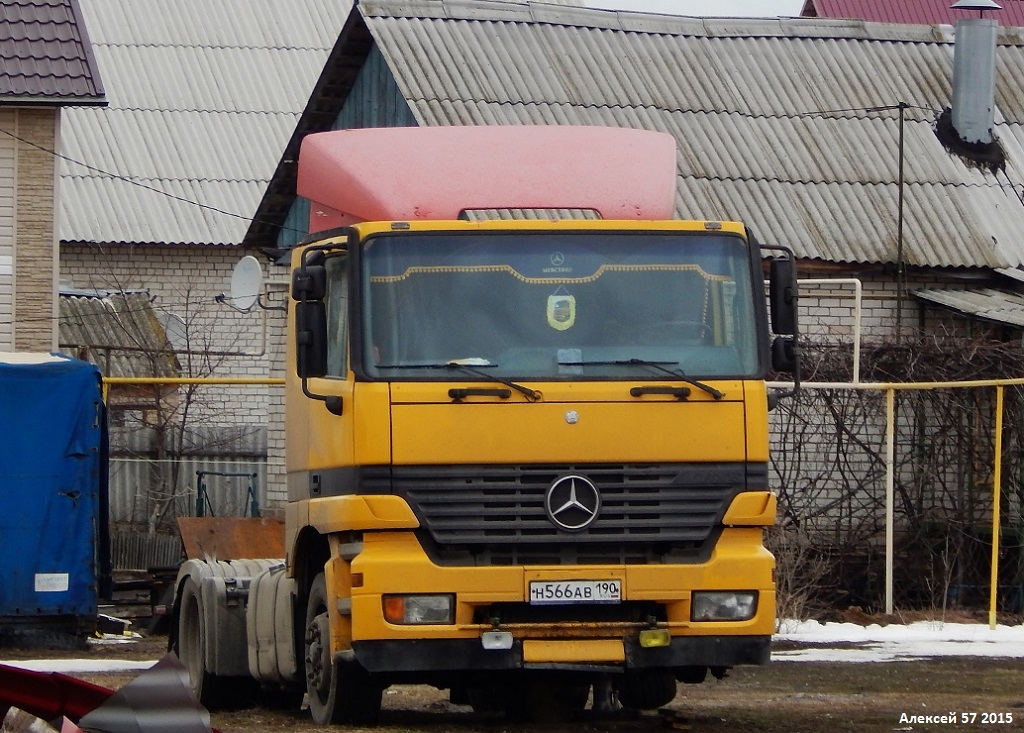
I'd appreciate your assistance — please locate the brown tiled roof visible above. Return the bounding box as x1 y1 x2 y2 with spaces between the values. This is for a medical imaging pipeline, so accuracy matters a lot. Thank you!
0 0 105 104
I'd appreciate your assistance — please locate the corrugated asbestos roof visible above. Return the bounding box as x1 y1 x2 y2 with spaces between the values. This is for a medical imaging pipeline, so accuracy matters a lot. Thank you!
58 290 179 378
913 287 1024 327
333 0 1024 269
802 0 1024 27
0 0 105 103
59 0 351 246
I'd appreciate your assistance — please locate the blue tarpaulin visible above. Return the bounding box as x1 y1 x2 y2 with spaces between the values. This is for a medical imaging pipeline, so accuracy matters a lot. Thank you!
0 353 108 640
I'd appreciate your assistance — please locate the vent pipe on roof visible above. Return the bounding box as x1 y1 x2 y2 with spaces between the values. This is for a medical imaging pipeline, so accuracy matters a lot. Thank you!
950 0 1000 145
934 0 1004 173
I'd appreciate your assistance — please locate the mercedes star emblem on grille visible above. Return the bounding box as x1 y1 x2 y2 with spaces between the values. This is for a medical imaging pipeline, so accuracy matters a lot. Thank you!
544 474 601 531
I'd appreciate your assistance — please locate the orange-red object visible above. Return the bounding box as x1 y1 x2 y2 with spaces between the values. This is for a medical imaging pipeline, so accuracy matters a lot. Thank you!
0 662 112 723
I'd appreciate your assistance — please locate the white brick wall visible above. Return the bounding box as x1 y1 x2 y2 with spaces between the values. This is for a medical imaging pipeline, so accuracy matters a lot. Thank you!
774 270 1008 539
796 272 978 356
61 243 289 505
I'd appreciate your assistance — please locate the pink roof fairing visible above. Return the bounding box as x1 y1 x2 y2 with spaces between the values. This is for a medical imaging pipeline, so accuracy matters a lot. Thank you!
297 125 677 231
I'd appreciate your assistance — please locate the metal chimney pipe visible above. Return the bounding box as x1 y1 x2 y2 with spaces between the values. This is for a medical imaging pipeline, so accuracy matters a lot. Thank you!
951 2 1000 144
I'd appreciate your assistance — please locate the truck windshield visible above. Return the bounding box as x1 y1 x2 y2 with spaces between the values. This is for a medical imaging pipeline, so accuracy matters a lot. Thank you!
360 231 762 380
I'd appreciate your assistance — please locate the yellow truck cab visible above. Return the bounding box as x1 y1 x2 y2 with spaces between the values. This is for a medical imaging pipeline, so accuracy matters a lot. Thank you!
172 125 799 725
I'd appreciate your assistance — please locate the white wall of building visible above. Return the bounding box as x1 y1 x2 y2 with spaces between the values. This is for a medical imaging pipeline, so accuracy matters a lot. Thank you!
62 243 290 508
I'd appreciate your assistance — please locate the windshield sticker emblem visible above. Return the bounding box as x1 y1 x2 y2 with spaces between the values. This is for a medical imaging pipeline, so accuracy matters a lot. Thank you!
547 285 575 331
545 475 601 531
543 251 571 274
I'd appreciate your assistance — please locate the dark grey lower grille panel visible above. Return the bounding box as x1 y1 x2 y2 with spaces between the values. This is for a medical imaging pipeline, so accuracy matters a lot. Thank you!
383 463 765 566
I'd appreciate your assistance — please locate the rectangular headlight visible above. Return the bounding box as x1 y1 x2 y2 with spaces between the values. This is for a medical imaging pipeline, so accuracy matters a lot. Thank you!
383 594 455 625
691 591 757 622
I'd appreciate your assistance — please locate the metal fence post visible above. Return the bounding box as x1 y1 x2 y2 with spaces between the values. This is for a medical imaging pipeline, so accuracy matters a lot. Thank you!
990 385 1004 629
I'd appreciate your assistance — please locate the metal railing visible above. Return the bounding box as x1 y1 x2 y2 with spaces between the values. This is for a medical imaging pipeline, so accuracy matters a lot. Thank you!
769 376 1023 628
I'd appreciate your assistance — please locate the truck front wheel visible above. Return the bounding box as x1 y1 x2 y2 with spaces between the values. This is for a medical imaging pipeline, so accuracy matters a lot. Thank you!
304 573 382 725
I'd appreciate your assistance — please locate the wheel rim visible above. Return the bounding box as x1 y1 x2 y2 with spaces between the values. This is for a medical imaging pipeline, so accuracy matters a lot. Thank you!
305 612 332 700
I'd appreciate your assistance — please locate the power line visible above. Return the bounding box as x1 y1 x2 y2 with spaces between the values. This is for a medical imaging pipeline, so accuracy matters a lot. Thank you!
0 126 308 238
0 292 260 329
795 102 940 118
0 98 975 247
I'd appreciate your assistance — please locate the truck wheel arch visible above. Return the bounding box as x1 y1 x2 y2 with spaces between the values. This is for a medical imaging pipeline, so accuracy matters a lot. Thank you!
291 526 331 599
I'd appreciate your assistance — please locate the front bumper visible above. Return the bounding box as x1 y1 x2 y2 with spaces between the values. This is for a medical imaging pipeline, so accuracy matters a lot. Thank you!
350 634 771 674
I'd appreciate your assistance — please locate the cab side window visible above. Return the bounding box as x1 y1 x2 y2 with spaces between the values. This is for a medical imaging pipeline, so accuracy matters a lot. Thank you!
324 255 349 377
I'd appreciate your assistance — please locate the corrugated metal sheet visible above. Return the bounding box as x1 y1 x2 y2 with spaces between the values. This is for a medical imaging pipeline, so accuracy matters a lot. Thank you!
804 0 1024 27
0 0 105 103
913 286 1024 326
355 2 1024 268
110 531 182 570
107 456 268 527
57 290 179 378
59 0 351 246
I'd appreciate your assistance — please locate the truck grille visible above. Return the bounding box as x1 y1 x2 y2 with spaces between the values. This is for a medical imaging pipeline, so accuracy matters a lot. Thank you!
379 463 764 566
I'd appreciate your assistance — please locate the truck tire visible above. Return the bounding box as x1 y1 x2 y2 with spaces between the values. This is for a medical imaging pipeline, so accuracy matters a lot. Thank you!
304 573 382 725
177 576 229 706
616 670 678 710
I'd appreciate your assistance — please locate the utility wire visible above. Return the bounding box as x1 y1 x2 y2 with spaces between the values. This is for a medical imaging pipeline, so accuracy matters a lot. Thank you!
0 126 309 238
0 292 260 329
0 99 956 244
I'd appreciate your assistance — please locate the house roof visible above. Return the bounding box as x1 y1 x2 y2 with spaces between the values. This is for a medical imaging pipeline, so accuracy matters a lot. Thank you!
913 287 1024 327
801 0 1024 27
58 0 351 247
251 0 1024 271
0 0 105 104
58 290 179 378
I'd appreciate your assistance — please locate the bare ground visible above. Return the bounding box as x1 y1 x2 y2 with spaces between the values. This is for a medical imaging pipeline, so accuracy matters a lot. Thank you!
8 633 1022 733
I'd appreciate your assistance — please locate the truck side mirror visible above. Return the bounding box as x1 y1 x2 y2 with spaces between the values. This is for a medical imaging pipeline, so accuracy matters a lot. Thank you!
761 246 800 399
289 239 349 416
771 336 796 373
769 258 797 336
295 301 328 378
292 264 327 302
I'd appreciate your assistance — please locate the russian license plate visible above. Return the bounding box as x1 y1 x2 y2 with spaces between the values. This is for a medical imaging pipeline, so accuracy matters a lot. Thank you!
529 579 621 605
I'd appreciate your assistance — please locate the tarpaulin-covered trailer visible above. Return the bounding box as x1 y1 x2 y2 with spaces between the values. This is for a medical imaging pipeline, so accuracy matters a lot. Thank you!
0 352 110 646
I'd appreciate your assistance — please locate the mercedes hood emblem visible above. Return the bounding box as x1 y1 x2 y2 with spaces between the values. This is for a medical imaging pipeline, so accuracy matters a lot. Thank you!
544 474 601 531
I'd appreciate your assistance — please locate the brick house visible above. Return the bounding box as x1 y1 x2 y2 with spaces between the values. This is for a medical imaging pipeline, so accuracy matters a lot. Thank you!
0 0 104 352
55 0 350 527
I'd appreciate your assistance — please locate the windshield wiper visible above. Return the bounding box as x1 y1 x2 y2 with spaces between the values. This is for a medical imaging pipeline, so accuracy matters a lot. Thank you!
375 359 541 401
560 358 725 400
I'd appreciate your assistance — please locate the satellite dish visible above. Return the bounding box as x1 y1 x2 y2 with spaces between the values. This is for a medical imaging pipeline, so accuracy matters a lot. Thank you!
161 313 187 351
230 256 264 312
